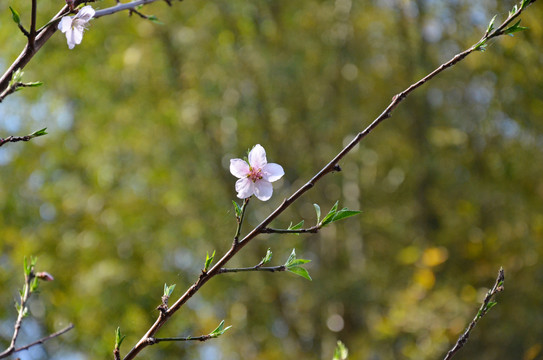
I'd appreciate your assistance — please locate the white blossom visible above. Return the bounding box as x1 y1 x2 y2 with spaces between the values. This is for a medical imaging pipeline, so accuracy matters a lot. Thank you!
58 5 95 49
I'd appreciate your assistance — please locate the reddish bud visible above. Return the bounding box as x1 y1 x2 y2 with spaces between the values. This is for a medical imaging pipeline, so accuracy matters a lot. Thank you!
36 272 54 281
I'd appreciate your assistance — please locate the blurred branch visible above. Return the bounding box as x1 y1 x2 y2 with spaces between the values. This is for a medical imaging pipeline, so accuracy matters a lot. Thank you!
443 268 505 360
219 265 286 274
0 258 71 359
120 1 536 358
0 0 177 102
10 324 75 354
0 128 47 147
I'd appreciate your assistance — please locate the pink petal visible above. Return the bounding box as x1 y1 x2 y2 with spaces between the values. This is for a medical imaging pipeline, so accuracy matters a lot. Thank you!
254 180 273 201
230 159 250 178
262 163 284 182
235 178 254 199
248 144 267 169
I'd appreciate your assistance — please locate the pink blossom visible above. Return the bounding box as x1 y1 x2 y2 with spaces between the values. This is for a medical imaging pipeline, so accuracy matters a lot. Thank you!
230 144 284 201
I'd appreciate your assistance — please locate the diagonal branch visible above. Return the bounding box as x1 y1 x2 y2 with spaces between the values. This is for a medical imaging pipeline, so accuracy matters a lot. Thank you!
443 268 505 360
121 1 536 359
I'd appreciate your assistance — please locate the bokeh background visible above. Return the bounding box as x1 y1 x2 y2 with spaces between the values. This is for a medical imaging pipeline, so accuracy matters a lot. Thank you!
1 0 542 359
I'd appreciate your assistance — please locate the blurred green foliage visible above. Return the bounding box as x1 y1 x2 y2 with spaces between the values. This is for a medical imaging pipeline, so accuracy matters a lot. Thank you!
0 0 542 359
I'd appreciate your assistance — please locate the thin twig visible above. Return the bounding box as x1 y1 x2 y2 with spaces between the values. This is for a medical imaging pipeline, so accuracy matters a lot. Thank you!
146 335 212 343
11 324 75 354
261 226 320 234
219 265 286 274
443 268 505 360
121 2 535 358
0 129 47 147
0 268 34 359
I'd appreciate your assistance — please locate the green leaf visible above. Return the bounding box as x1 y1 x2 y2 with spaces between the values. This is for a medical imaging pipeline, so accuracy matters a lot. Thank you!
284 249 312 280
261 248 272 264
115 327 126 348
486 301 498 311
30 277 39 292
285 249 297 266
204 250 215 271
321 201 339 225
147 15 164 25
209 320 232 337
288 220 304 235
163 283 176 297
30 128 48 137
503 19 528 36
24 81 43 87
509 4 518 17
287 266 312 281
486 15 497 33
333 340 349 360
232 201 242 218
329 209 361 223
9 6 21 25
314 204 321 223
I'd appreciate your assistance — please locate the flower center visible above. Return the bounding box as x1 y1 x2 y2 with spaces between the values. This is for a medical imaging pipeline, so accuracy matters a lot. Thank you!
248 167 263 182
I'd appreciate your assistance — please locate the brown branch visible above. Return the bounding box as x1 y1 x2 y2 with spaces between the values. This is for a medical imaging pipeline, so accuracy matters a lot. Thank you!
443 268 505 360
121 2 535 358
218 265 287 274
261 226 320 234
0 128 47 147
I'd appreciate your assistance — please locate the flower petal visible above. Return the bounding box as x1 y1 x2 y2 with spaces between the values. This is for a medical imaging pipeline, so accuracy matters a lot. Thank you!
58 17 72 33
248 144 267 169
70 27 83 46
235 178 254 199
262 163 284 182
76 5 95 21
230 159 250 178
254 180 273 201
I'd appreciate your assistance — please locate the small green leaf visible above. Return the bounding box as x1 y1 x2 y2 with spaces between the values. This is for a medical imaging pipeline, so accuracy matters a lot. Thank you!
329 209 361 223
147 15 164 25
321 201 339 226
503 19 528 36
30 277 39 292
314 204 321 223
204 250 215 271
209 320 232 337
288 220 304 231
284 249 297 266
115 327 126 348
486 301 498 311
509 4 518 17
232 201 242 218
24 81 43 87
486 15 497 33
11 69 24 85
30 128 48 137
284 249 312 280
163 283 176 297
261 248 272 264
287 266 312 281
9 6 21 25
333 340 349 360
